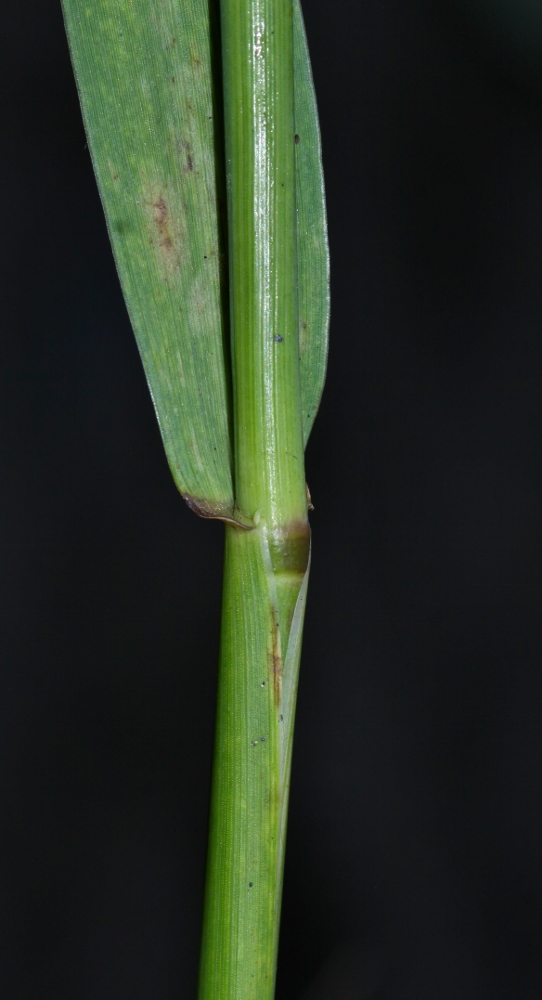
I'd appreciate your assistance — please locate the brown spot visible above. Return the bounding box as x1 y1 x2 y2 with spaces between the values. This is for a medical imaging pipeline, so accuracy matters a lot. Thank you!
143 188 182 275
178 138 194 173
171 76 176 83
301 319 307 330
152 197 176 257
294 133 300 144
270 626 283 706
112 172 119 182
153 196 167 228
189 43 203 69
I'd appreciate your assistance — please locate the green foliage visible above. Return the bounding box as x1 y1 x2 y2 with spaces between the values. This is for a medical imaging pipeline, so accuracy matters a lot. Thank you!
62 0 328 520
62 3 328 996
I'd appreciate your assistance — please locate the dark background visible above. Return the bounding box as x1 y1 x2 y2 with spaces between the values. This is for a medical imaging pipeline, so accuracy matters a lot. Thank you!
3 0 542 996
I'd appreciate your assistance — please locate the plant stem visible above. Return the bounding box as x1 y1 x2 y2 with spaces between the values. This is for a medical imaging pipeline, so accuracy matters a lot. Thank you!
222 0 306 533
198 0 310 996
199 526 308 998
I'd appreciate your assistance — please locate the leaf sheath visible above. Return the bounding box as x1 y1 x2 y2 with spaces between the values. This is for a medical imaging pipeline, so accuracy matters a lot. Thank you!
198 525 309 1000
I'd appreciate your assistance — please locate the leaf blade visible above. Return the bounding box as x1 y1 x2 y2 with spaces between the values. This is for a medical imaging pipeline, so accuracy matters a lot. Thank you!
294 0 330 447
61 0 328 513
62 0 234 512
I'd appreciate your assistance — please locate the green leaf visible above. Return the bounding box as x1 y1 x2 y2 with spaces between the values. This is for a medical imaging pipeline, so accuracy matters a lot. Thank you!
294 1 330 447
61 0 328 517
62 0 234 518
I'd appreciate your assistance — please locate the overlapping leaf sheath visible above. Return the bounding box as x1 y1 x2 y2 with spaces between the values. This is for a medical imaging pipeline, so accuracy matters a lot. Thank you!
199 525 309 996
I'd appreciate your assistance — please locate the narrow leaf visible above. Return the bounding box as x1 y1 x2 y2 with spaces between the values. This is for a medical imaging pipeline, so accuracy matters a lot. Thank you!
61 0 328 516
62 0 235 517
294 2 330 446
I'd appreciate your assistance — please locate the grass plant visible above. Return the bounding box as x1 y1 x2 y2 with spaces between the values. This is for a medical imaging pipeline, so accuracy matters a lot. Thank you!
61 0 329 996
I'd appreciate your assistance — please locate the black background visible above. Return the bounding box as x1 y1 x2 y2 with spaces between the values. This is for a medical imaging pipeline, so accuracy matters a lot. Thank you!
3 1 542 996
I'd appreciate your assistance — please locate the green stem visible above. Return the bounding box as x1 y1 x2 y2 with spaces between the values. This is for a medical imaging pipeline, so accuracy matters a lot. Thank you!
198 0 310 996
223 0 306 531
199 526 308 999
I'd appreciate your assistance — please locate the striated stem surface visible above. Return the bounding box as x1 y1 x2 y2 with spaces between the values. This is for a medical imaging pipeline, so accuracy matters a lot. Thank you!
199 525 308 999
198 0 309 995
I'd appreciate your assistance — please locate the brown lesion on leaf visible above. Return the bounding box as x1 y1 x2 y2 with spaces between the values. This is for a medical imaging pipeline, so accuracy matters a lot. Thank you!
107 160 121 184
152 196 174 253
176 138 194 174
143 184 182 276
153 196 167 228
190 44 202 69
